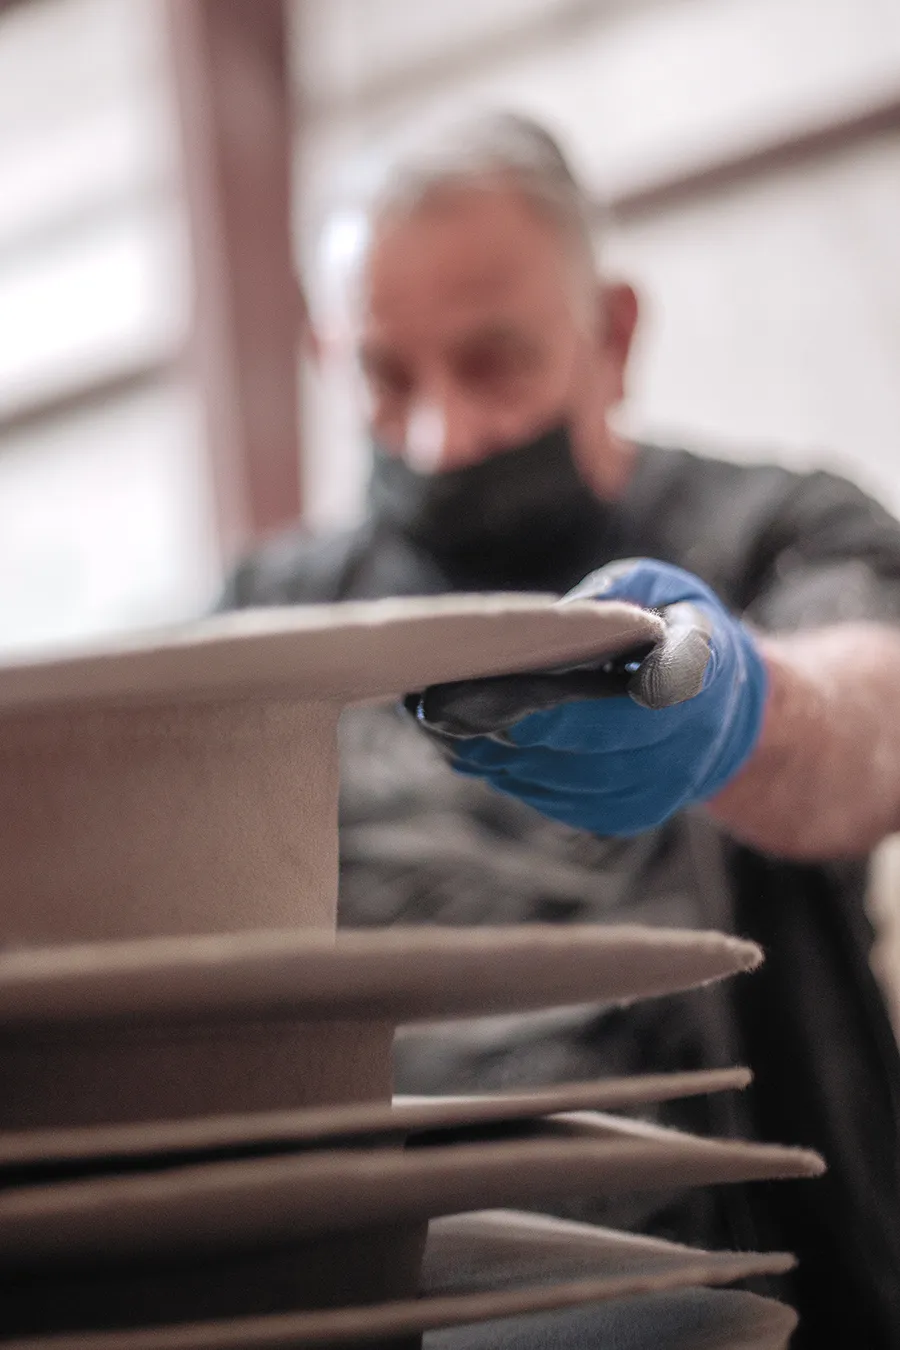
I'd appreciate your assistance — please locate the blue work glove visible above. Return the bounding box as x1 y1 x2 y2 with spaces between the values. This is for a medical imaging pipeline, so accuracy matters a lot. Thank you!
404 559 768 836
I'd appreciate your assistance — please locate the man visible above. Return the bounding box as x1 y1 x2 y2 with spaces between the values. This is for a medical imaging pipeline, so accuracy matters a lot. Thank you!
221 114 900 1345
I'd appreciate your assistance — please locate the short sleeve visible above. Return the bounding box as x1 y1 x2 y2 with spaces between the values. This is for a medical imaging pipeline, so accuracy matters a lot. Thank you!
744 471 900 632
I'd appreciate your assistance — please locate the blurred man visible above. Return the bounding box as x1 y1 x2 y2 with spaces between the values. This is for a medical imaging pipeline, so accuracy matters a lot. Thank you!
221 114 900 1345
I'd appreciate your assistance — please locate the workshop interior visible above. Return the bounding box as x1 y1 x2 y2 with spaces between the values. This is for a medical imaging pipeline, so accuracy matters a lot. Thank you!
2 3 900 1348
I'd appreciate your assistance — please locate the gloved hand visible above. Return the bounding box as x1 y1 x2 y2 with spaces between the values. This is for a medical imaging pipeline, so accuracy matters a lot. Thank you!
404 559 769 836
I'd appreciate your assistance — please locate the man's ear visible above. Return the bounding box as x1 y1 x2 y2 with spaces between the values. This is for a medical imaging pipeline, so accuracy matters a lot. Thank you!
597 282 639 401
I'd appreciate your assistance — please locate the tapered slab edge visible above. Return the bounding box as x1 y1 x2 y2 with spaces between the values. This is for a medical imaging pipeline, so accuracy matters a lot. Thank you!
0 925 763 1028
0 1133 824 1266
0 1069 753 1170
0 596 664 715
0 1264 798 1350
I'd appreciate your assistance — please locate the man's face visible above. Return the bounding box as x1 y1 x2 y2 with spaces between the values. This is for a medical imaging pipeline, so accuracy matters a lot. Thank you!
357 184 636 476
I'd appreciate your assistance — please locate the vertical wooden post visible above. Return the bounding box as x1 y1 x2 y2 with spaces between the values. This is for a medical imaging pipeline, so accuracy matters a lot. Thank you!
166 0 303 565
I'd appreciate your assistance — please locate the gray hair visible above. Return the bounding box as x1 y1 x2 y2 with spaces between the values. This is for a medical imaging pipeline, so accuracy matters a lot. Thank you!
369 112 600 272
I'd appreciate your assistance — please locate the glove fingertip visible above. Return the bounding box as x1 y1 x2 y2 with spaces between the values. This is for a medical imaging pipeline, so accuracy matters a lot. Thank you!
628 603 713 709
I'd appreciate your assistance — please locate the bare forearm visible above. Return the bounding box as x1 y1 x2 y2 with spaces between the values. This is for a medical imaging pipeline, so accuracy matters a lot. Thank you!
708 622 900 859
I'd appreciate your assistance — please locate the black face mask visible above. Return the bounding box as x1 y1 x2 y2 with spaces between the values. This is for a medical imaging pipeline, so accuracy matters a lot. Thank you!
367 423 621 592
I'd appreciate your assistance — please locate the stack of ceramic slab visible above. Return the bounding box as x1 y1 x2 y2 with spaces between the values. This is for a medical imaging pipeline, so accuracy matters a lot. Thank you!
0 597 822 1349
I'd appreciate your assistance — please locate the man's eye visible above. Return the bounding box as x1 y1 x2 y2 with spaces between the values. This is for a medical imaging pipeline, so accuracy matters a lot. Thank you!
457 350 526 384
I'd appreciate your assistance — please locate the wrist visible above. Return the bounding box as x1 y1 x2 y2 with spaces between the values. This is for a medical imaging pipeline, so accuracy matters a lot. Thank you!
691 620 770 804
705 638 819 842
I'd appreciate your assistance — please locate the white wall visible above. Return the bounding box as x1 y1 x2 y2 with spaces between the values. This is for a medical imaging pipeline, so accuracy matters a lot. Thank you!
0 0 216 658
610 130 900 513
0 382 214 656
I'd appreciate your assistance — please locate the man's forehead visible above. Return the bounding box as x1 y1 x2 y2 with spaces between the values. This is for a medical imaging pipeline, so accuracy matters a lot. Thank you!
360 188 568 337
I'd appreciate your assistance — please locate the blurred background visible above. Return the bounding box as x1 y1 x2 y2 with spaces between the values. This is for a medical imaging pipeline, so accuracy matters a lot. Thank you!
4 0 900 655
2 0 899 1015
